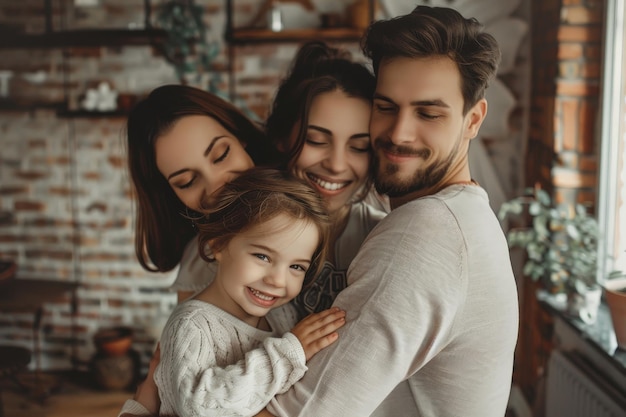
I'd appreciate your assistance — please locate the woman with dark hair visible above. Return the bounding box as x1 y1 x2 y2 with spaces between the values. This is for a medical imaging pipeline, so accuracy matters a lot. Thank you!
126 85 280 301
266 41 387 318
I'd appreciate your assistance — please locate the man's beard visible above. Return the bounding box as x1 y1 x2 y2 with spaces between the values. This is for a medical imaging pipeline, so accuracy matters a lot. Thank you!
372 138 458 198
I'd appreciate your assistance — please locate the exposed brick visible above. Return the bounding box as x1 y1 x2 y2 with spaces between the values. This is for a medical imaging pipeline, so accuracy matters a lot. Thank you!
581 61 601 78
553 167 598 188
107 156 125 168
14 200 46 211
560 99 579 151
48 187 73 196
578 100 597 153
0 186 29 195
0 235 23 243
556 80 600 96
561 6 603 24
579 154 598 171
585 44 603 60
24 249 73 261
558 43 584 60
557 25 603 42
14 170 48 180
28 139 47 149
83 172 101 180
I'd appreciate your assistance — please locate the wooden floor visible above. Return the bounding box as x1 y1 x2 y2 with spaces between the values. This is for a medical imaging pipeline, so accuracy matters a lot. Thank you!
1 371 132 417
1 371 527 417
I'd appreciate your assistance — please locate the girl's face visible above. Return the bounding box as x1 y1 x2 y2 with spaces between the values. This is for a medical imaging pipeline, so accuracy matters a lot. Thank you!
291 90 372 214
155 115 254 211
212 214 319 326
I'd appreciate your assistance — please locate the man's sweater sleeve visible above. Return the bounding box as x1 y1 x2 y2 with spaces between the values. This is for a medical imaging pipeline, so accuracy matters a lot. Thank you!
268 201 466 416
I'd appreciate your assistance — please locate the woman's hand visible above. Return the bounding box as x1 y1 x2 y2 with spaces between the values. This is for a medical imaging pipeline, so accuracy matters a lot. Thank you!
290 307 346 361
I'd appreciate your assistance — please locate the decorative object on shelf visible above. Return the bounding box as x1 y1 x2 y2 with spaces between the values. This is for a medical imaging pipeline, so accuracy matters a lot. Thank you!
268 1 284 32
245 0 317 30
604 270 626 350
81 81 119 112
499 185 601 323
155 0 218 83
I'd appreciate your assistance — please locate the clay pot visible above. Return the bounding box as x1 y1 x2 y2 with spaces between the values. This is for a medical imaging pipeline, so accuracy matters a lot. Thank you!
93 326 133 357
604 276 626 350
92 353 136 391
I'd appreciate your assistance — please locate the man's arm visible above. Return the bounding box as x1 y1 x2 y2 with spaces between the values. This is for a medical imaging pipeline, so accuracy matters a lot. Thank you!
268 205 465 416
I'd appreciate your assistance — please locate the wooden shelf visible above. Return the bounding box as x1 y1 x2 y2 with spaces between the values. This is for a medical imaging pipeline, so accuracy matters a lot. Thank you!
56 109 130 118
0 29 167 49
226 27 364 44
0 99 65 112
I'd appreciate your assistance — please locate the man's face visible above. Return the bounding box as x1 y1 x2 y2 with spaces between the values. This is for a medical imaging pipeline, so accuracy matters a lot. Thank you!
369 56 485 200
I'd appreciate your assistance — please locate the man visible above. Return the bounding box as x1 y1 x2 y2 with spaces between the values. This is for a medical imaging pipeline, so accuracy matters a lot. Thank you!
119 6 519 417
262 6 519 417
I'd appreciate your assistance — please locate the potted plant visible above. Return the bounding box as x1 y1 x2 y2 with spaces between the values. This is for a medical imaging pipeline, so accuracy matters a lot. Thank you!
498 185 601 322
155 0 219 85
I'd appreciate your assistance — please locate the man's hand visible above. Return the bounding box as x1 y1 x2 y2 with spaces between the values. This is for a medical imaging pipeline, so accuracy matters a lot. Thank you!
290 307 346 360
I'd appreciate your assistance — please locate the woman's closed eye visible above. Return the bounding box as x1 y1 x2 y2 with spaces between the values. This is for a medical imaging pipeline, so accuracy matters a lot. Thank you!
350 143 371 153
177 175 197 190
213 145 230 163
305 137 328 146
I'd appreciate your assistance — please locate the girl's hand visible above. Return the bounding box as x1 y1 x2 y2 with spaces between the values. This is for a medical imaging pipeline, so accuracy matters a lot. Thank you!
290 307 346 361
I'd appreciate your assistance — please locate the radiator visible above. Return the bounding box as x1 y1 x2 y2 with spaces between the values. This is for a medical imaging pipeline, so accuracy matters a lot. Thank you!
546 350 626 417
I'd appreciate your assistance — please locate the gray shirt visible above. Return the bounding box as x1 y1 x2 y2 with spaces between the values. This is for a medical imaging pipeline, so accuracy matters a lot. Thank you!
268 184 519 417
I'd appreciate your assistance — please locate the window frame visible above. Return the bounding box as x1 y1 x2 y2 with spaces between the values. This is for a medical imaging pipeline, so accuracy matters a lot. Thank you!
597 0 626 281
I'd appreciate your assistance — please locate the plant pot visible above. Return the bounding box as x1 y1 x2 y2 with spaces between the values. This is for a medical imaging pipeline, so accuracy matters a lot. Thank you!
566 283 602 325
93 326 133 357
604 276 626 350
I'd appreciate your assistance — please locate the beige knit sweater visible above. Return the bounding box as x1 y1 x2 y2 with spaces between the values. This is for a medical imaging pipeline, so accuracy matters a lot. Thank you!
155 300 306 417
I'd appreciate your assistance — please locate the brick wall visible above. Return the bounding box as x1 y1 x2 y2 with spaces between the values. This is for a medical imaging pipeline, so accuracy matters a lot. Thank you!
527 0 604 208
0 0 361 371
515 0 605 401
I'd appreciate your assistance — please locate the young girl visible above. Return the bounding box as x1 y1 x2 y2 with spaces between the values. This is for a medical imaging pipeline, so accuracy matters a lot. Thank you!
154 168 346 417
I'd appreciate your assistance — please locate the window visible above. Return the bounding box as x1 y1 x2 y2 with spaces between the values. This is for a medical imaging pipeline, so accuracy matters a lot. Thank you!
598 0 626 280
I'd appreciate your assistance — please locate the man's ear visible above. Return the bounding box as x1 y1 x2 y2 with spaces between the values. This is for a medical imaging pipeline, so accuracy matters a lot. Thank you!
465 98 488 140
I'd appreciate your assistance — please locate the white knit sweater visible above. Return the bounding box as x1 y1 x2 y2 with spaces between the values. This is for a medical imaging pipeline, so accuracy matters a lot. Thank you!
154 300 306 417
